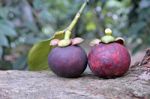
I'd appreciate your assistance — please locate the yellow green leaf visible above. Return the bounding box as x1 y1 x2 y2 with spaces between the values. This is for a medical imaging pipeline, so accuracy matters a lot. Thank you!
28 31 64 71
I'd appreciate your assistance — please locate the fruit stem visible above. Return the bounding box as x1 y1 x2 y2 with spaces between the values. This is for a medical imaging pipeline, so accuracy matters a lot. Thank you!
67 0 88 32
64 0 89 39
105 28 112 35
64 31 71 40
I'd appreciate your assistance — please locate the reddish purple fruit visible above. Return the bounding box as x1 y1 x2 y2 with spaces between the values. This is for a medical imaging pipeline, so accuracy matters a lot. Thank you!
88 42 131 78
48 45 87 78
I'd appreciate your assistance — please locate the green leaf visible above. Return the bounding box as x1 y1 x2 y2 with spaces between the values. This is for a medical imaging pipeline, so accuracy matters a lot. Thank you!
0 21 17 37
0 47 3 59
0 7 9 19
0 34 9 47
28 31 65 71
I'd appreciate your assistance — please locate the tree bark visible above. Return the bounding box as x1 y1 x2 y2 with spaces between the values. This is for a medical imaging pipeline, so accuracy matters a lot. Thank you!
0 50 150 99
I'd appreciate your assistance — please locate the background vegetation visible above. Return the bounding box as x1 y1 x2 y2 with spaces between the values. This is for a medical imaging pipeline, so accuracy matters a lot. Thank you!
0 0 150 70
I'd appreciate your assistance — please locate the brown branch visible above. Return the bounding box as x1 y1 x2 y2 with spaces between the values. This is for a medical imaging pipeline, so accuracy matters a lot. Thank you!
140 48 150 66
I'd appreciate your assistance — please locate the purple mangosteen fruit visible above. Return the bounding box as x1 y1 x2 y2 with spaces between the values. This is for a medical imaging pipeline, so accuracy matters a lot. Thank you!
48 45 87 78
88 28 131 78
48 1 89 78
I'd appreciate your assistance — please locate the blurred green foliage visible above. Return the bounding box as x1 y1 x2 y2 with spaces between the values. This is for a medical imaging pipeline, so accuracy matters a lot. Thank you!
0 0 150 70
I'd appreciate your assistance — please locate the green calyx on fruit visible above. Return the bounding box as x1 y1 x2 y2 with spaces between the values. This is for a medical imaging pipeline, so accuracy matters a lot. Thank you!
58 39 71 47
90 39 101 46
55 37 84 47
50 0 89 47
115 37 125 45
71 37 84 45
50 39 60 46
101 28 115 43
90 28 125 46
58 31 72 47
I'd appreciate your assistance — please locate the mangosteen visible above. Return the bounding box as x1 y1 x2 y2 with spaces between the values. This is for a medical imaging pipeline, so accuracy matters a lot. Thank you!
48 45 87 78
48 33 87 78
48 0 89 78
88 28 131 78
